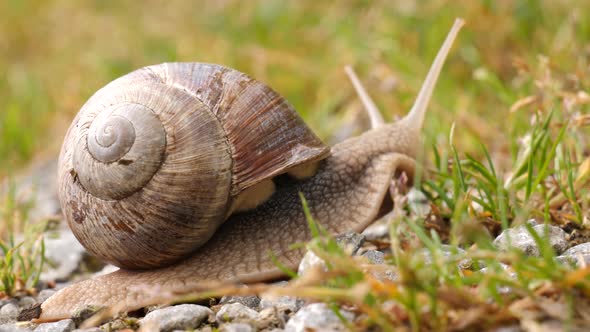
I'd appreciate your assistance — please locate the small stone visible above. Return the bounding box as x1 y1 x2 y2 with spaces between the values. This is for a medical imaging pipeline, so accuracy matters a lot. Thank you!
493 224 568 256
418 245 472 269
297 232 365 277
297 250 326 277
219 295 260 310
526 218 541 226
362 222 389 240
34 319 75 332
142 304 212 332
42 230 88 282
219 322 255 332
554 253 590 267
18 297 36 308
37 289 57 303
365 263 399 282
260 295 304 313
358 249 398 281
100 317 139 331
361 250 384 264
362 211 395 241
260 281 304 313
256 307 285 330
0 303 20 323
480 263 515 278
408 188 431 217
491 325 523 332
335 232 365 255
0 322 34 332
71 306 102 326
555 255 576 266
72 329 102 332
216 303 258 324
285 303 354 332
561 242 590 257
479 263 515 294
192 326 214 332
556 242 590 267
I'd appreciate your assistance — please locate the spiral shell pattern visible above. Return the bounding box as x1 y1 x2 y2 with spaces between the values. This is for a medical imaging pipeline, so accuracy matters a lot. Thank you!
74 103 166 200
58 63 328 269
61 77 233 269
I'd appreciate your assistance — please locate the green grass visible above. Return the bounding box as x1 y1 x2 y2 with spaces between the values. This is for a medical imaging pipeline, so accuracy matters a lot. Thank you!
266 130 590 330
0 182 46 297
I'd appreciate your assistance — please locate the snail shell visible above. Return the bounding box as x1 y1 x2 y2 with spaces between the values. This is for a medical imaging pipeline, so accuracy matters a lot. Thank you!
58 63 329 269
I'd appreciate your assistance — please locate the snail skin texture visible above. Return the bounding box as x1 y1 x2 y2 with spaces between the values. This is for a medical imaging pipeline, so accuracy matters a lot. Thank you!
38 19 464 322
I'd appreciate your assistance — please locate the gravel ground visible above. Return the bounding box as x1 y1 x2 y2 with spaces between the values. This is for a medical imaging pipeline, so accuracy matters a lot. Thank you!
1 225 588 331
3 160 590 331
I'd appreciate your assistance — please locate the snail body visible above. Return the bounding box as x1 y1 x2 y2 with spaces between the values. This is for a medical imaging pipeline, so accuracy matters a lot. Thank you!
39 19 464 322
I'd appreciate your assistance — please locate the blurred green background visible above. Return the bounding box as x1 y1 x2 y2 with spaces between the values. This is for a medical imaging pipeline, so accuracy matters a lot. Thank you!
1 0 588 178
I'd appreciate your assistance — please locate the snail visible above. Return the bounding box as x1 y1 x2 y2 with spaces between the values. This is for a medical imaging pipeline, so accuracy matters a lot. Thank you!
38 19 464 322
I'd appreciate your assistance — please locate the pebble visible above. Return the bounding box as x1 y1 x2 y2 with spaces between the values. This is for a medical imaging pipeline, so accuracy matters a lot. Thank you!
362 222 389 240
41 229 88 282
556 242 590 266
297 232 365 277
141 304 212 332
360 249 398 281
0 303 20 323
219 295 260 310
480 263 516 278
361 250 384 264
0 300 15 308
260 295 304 313
18 297 36 309
418 245 472 269
493 224 568 256
37 290 57 303
216 303 258 324
407 188 431 217
491 325 523 332
297 250 326 276
561 242 590 256
525 218 541 226
479 263 516 294
72 329 102 332
362 210 394 241
284 303 354 332
0 323 34 332
260 282 304 313
34 319 75 332
256 307 286 330
362 189 430 240
100 317 139 331
219 322 255 332
368 265 399 282
335 232 365 255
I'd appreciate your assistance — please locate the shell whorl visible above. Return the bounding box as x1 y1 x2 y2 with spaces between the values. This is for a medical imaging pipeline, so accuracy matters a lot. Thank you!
87 113 135 163
74 103 166 200
58 62 329 270
61 73 234 269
